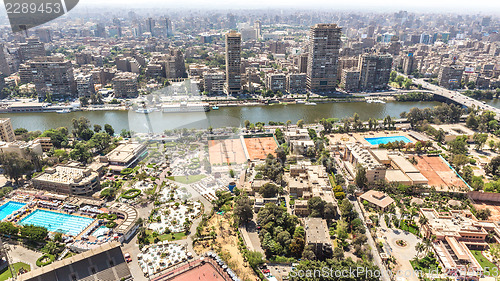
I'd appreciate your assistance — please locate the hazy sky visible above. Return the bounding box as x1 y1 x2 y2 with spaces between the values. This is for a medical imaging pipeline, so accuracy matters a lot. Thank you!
79 0 500 14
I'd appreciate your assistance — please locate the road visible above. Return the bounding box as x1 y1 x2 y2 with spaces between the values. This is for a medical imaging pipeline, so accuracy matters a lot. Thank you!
350 197 391 281
400 73 500 118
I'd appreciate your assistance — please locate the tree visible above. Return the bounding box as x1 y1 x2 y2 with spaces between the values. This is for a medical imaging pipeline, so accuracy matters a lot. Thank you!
486 156 500 177
275 128 285 144
14 128 28 135
355 165 368 190
0 222 19 236
324 203 337 220
104 124 114 136
259 182 279 198
20 225 48 242
448 136 468 155
234 196 253 226
476 209 491 220
339 199 358 223
72 117 91 139
89 132 112 153
120 129 132 138
353 234 367 246
0 152 33 184
69 142 93 164
93 124 102 132
307 197 326 217
302 245 316 260
246 251 264 268
297 119 304 129
473 133 488 150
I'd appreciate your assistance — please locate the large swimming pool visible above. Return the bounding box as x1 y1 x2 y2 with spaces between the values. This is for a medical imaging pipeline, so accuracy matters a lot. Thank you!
19 209 94 236
0 201 26 221
365 136 412 145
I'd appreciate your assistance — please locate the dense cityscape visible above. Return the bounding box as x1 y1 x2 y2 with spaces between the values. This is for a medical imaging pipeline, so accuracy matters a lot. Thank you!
0 3 498 281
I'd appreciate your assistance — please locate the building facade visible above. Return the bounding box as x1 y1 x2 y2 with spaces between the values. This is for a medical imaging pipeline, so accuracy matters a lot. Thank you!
225 31 242 95
358 53 393 91
306 24 342 91
112 72 139 98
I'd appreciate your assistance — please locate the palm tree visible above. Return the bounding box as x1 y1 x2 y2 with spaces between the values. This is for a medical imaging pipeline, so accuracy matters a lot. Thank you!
415 242 425 259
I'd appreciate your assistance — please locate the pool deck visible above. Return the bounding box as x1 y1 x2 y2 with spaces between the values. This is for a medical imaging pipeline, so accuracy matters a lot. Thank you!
328 131 418 147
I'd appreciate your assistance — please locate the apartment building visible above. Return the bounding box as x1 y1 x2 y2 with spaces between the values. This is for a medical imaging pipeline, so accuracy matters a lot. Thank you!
358 53 393 91
342 143 387 183
286 73 307 93
307 24 342 91
17 38 45 62
203 71 225 93
438 64 465 89
304 218 333 260
225 31 242 95
112 72 139 98
266 73 286 92
0 118 15 142
19 56 76 99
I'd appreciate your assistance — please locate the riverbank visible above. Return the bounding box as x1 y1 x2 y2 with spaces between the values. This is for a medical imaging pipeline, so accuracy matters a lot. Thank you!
5 100 444 133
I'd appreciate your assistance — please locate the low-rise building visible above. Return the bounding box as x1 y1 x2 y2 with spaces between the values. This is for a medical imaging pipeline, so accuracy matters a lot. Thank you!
18 241 132 281
32 165 100 195
342 143 387 183
419 208 500 277
430 124 475 142
304 217 332 260
359 190 394 211
103 142 147 172
0 140 42 157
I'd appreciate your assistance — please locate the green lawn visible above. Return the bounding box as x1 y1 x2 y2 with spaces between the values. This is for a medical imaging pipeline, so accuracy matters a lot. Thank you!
400 220 420 236
166 175 206 184
0 262 31 281
145 229 187 243
471 250 497 272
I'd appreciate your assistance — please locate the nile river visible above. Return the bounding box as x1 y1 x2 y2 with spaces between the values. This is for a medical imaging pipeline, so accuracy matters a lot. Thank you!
2 100 449 133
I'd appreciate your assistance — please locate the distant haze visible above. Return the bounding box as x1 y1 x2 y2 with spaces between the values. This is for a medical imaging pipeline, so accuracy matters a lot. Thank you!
77 0 500 14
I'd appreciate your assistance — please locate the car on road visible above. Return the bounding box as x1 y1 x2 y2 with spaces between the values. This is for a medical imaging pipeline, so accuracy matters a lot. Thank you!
124 253 132 263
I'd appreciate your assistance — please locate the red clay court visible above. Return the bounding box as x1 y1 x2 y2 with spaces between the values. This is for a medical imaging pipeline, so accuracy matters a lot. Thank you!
244 137 278 161
208 139 247 165
414 155 466 190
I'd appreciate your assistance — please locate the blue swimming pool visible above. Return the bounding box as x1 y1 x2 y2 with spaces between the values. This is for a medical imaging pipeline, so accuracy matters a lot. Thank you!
365 136 412 145
0 201 26 221
92 225 109 237
19 209 94 236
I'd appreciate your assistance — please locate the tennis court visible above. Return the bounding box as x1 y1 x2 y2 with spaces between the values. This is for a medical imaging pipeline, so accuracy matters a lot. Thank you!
208 139 246 165
244 137 278 160
414 155 467 191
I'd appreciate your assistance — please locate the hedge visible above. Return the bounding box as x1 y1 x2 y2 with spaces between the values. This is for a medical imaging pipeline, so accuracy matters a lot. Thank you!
97 213 118 220
36 254 55 267
121 189 141 199
106 221 117 228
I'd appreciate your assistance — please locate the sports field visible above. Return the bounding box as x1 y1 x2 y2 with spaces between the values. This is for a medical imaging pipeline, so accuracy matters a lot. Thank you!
208 139 246 165
244 137 278 160
414 155 466 191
